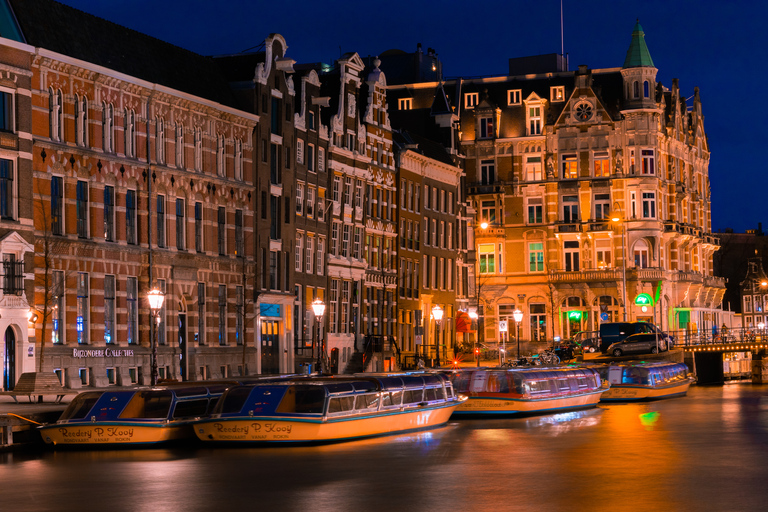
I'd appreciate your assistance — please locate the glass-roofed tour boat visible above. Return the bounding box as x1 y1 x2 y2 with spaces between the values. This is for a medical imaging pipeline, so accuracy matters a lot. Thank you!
39 382 235 447
193 372 465 444
444 366 610 416
594 361 694 401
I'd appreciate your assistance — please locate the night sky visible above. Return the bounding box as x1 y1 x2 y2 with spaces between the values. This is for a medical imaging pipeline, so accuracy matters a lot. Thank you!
54 0 765 233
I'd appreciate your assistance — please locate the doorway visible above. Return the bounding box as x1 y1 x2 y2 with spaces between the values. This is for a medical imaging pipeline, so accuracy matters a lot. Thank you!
261 320 280 374
3 326 15 391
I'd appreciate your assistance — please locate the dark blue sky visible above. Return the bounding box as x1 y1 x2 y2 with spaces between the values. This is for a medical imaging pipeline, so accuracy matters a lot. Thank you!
56 0 764 233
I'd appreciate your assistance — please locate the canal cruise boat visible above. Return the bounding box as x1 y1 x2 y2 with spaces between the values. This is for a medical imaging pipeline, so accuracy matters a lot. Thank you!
39 382 235 447
193 373 466 444
594 361 693 401
444 367 610 416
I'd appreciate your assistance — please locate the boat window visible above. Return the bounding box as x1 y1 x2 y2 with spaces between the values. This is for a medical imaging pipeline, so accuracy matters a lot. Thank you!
59 392 102 421
469 372 487 393
353 381 378 392
119 391 173 419
450 372 471 393
444 384 454 399
422 374 443 387
403 389 423 404
576 377 588 389
379 377 404 390
512 375 525 395
355 393 380 411
325 383 355 394
172 399 210 419
217 386 253 414
172 387 208 398
277 386 326 414
556 379 571 392
327 396 355 414
528 380 550 394
389 390 404 406
487 372 510 393
424 387 438 401
401 376 425 389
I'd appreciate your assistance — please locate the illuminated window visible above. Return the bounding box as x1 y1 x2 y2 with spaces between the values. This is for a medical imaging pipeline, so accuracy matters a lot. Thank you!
529 242 544 272
525 155 542 181
595 239 612 268
465 92 479 109
594 151 610 177
634 240 650 268
641 149 655 175
507 89 521 105
550 86 565 102
399 98 413 110
527 105 542 135
478 243 495 274
480 159 495 185
561 154 578 179
481 200 496 225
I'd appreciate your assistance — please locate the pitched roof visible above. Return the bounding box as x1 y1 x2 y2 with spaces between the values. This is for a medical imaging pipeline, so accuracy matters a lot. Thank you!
5 0 241 109
623 21 655 69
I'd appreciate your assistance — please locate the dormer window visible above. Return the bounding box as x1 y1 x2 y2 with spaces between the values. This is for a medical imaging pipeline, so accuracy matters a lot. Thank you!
550 86 565 102
527 105 542 136
507 89 521 106
479 117 494 139
465 92 479 109
398 98 413 110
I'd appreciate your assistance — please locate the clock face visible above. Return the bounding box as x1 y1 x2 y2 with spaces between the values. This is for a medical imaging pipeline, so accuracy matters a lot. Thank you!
575 102 593 122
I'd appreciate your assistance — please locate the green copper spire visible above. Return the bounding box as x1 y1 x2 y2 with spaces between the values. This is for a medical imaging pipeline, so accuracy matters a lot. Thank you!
623 20 654 68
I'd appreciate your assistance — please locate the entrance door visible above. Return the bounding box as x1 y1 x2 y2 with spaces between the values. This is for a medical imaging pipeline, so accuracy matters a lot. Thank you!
330 348 339 374
4 327 15 391
178 314 187 381
261 320 280 374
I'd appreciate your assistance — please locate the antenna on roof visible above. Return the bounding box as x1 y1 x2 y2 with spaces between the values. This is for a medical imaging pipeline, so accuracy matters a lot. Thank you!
560 0 564 57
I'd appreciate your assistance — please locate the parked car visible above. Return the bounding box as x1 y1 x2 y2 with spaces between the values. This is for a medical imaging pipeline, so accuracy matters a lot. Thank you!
570 331 601 353
599 322 670 353
607 332 668 357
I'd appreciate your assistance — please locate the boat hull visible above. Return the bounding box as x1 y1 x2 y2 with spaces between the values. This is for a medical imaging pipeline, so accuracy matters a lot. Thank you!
600 378 693 402
39 422 192 446
195 400 463 443
452 386 608 416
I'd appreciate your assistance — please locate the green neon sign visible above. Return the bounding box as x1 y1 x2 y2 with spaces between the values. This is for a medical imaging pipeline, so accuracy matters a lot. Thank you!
567 311 582 320
635 293 654 306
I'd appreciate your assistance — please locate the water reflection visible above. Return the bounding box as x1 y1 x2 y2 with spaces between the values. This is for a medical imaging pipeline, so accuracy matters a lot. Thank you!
3 384 768 511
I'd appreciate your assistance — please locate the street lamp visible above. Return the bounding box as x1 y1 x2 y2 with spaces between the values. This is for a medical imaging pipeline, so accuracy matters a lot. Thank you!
432 304 444 368
147 287 165 386
513 308 523 361
611 205 629 322
498 319 508 365
311 298 326 374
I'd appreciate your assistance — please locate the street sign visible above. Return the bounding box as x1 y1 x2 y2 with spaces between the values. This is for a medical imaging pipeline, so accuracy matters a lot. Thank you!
499 320 508 332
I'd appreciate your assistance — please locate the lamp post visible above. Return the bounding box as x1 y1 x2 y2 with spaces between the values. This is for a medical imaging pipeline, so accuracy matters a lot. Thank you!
498 319 508 365
147 287 165 386
311 298 326 374
432 304 443 368
611 205 629 322
513 308 523 361
468 310 479 367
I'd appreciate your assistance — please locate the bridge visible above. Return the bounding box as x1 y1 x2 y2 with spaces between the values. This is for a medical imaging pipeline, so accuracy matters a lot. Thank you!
671 327 768 384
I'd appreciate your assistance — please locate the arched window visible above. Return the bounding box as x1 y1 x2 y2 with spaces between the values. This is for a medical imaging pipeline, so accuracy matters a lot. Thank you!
234 138 243 181
156 117 165 164
216 134 225 176
643 81 650 98
75 95 88 147
633 239 650 268
124 109 135 158
175 123 184 168
633 81 639 99
102 102 113 153
49 88 63 141
194 127 203 172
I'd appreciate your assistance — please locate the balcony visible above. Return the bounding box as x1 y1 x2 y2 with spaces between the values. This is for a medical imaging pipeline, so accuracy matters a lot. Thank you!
549 268 622 283
588 221 611 232
467 182 505 195
555 221 581 233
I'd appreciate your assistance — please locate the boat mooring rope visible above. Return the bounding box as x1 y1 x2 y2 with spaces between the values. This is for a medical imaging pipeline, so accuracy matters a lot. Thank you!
6 413 43 425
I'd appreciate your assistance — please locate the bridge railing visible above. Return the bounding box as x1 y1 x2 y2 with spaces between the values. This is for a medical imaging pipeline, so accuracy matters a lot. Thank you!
671 326 767 347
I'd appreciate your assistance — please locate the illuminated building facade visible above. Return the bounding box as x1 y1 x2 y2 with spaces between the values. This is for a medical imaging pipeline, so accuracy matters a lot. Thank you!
387 22 725 349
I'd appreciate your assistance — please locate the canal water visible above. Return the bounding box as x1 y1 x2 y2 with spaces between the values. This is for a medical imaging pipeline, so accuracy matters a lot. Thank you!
2 382 768 511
